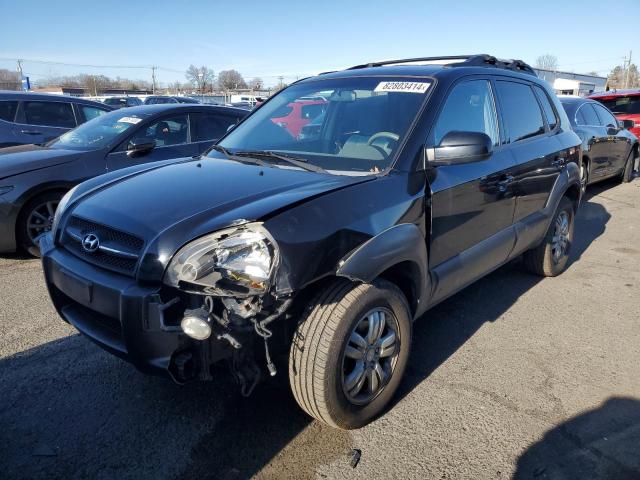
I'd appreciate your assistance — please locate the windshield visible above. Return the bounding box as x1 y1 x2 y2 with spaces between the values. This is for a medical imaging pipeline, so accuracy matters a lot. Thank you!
594 95 640 115
215 77 431 174
48 110 150 150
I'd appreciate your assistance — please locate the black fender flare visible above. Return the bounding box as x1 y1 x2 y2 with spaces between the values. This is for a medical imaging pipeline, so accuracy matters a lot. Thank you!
336 223 429 318
544 161 581 215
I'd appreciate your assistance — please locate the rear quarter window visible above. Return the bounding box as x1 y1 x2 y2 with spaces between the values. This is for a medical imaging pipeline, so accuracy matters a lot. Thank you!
533 85 558 130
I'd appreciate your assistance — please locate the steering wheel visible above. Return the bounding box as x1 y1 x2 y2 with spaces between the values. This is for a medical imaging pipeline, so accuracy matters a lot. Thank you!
367 131 399 146
366 131 400 158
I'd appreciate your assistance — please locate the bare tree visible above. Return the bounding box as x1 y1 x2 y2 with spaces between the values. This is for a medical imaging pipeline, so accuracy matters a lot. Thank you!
535 54 559 71
248 77 264 90
186 65 215 94
0 68 20 90
217 69 247 90
81 74 110 95
606 63 639 89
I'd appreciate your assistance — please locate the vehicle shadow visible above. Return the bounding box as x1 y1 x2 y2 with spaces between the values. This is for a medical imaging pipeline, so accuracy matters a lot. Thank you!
392 196 610 407
0 197 612 480
513 396 640 479
0 336 347 480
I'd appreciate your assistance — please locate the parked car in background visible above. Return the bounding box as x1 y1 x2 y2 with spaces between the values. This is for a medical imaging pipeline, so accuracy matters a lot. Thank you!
227 102 254 110
588 89 640 139
144 96 201 105
102 96 143 109
0 92 112 148
0 104 247 255
560 96 638 190
270 99 327 137
40 54 583 429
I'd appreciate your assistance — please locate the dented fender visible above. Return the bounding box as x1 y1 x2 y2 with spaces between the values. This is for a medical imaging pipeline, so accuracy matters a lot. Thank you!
336 223 429 318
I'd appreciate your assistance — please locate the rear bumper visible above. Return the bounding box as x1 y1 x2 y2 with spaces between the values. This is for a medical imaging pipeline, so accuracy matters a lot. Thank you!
40 233 213 381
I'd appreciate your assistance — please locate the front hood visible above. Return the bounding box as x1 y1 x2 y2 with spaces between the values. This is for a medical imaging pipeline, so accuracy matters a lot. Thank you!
70 157 374 279
0 144 83 180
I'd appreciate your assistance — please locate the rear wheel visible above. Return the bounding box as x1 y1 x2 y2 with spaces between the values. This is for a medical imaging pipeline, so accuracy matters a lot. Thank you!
289 278 412 429
16 191 62 257
523 197 575 277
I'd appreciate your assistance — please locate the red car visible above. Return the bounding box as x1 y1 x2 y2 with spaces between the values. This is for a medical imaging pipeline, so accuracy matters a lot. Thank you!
271 99 327 137
588 89 640 138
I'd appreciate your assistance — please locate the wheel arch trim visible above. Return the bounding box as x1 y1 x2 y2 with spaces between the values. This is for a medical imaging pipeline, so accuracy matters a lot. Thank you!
336 223 429 318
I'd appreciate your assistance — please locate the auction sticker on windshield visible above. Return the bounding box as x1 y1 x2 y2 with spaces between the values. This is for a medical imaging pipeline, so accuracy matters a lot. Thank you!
118 116 142 124
374 81 431 94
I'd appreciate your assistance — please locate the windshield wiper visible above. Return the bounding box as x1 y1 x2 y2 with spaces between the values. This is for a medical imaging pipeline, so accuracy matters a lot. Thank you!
209 144 268 167
234 150 328 174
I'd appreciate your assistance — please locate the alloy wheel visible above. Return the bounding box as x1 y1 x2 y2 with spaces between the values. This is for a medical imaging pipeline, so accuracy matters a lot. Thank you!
341 307 400 405
26 200 58 246
551 211 570 263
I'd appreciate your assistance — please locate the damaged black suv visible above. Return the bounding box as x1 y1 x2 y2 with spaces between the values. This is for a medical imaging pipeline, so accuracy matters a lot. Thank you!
41 55 582 429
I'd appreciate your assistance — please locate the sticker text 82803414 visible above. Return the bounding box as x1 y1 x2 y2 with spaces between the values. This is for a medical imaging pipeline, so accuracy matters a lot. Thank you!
373 81 431 94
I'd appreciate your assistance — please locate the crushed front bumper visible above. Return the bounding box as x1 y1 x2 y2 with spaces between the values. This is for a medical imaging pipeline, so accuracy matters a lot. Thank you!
40 234 231 382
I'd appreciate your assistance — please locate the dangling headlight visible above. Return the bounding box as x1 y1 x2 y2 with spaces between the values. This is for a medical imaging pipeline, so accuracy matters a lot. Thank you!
164 223 278 297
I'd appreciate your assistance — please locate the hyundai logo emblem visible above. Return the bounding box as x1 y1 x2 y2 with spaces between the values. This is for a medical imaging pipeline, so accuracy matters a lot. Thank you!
82 233 100 253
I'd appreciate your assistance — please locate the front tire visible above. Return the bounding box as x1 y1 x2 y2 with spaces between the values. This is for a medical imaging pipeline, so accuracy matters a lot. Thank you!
523 197 575 277
16 191 62 257
620 150 634 183
289 278 412 429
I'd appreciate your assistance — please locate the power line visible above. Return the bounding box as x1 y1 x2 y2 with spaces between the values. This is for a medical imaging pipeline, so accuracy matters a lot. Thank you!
0 57 152 70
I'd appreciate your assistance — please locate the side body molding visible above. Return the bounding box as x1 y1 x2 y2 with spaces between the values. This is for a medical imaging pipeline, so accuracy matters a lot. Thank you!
336 223 429 319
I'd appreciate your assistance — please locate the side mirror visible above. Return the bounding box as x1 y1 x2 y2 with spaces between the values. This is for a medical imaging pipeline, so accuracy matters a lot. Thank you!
622 119 635 130
427 131 493 166
127 138 156 157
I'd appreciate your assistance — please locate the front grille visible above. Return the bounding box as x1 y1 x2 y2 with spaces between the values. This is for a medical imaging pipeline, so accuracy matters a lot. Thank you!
62 216 144 276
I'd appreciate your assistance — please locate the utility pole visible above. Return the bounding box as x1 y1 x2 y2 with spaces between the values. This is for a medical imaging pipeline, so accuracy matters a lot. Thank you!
151 66 157 94
16 59 25 91
624 51 632 89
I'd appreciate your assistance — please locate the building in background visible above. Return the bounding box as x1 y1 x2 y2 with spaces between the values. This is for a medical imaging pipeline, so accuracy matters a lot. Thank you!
534 68 607 96
30 86 152 97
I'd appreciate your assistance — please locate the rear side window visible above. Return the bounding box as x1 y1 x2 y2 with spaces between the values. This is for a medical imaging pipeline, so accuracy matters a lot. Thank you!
593 104 618 128
143 115 189 146
495 81 545 142
433 79 499 146
80 105 108 121
0 101 18 122
575 108 588 126
23 101 76 128
533 85 558 130
577 104 600 126
192 113 239 141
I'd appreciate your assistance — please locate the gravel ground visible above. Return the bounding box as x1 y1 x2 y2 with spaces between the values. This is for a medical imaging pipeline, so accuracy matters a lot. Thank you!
0 178 639 480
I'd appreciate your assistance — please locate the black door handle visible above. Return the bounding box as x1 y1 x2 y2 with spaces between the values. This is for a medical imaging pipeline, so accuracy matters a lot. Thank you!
20 130 42 135
497 174 514 192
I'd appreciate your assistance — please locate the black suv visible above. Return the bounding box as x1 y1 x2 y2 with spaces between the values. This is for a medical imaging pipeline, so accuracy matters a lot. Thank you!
40 55 582 429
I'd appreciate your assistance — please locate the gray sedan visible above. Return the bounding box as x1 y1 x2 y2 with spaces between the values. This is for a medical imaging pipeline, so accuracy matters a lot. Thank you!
0 103 247 255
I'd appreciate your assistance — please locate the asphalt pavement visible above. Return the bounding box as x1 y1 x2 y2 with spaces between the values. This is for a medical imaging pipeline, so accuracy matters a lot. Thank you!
1 177 639 480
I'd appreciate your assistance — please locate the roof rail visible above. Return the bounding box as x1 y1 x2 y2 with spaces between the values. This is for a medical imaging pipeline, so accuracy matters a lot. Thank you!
345 54 537 77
